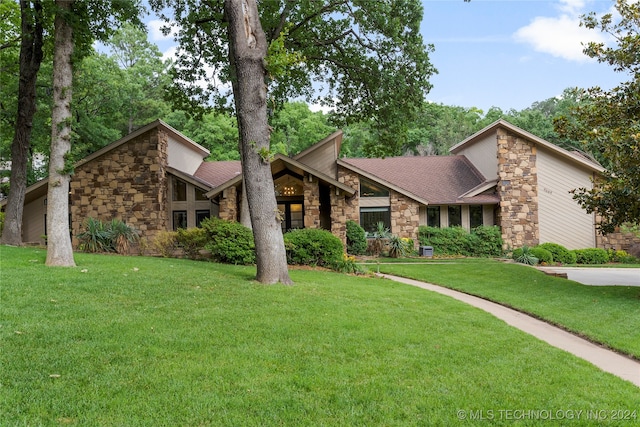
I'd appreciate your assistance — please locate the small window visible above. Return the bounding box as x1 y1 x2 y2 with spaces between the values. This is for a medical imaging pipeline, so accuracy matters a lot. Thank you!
360 207 391 233
173 210 187 230
360 178 389 198
470 205 484 229
448 205 462 227
196 210 210 227
195 188 208 201
427 206 441 228
172 179 187 201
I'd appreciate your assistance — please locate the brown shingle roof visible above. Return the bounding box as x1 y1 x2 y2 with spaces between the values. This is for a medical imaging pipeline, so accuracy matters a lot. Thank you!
339 155 498 204
194 161 241 188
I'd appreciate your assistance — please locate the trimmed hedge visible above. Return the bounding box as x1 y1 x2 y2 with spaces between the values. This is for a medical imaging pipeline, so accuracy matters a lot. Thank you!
201 217 255 265
537 242 577 265
175 227 209 260
346 220 367 255
418 225 503 257
573 248 609 265
284 228 344 267
530 247 554 264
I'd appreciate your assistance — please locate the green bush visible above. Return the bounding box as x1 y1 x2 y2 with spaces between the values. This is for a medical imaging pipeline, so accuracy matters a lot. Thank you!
512 246 538 265
418 225 502 257
284 228 344 267
607 249 638 264
345 220 367 255
537 242 577 265
176 227 209 260
0 211 5 236
530 247 553 264
388 234 412 258
77 217 139 254
152 231 178 258
201 217 255 265
573 248 609 265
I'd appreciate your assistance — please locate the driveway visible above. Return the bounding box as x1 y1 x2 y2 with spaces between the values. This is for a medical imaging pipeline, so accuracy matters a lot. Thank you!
538 267 640 286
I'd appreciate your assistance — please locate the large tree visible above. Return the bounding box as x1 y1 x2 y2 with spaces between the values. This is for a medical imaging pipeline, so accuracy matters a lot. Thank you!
150 0 435 283
1 0 45 246
555 0 640 234
45 0 142 266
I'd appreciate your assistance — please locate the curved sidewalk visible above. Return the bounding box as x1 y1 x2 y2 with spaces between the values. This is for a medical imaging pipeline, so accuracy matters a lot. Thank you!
378 273 640 388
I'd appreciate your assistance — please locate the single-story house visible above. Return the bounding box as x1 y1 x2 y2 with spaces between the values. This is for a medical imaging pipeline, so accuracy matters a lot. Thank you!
7 118 639 252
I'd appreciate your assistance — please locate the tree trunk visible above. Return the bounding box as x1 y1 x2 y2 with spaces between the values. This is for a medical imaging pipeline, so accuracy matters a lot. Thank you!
1 0 44 246
239 185 252 229
46 0 75 267
225 0 292 284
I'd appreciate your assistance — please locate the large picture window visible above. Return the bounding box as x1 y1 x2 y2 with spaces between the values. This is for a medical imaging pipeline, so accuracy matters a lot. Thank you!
360 207 391 233
470 205 484 229
173 210 187 230
427 206 441 228
448 205 462 227
172 179 187 201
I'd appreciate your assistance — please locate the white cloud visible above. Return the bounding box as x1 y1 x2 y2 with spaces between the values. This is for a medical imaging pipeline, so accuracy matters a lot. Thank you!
147 19 176 42
513 1 609 62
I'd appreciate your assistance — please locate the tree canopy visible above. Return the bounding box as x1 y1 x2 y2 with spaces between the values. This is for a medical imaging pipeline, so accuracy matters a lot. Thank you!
555 0 640 233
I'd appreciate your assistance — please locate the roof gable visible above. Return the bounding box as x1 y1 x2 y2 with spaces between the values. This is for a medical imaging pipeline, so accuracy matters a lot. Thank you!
450 119 604 173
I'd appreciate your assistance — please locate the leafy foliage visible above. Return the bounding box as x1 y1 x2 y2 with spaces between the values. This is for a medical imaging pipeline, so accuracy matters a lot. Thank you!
530 247 554 264
152 230 178 258
418 226 503 257
387 235 412 258
201 217 255 265
283 228 344 268
554 1 640 233
175 227 209 260
345 220 367 256
572 248 609 265
537 242 577 265
76 217 139 254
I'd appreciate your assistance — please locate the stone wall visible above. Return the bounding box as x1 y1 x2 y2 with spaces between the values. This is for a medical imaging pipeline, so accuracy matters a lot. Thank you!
497 128 539 249
597 229 640 252
218 186 238 222
70 127 169 251
303 176 321 228
390 190 420 247
333 168 360 244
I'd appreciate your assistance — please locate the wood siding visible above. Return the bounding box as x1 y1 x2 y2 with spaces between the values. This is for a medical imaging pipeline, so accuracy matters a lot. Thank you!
453 133 497 180
167 136 205 175
537 148 595 249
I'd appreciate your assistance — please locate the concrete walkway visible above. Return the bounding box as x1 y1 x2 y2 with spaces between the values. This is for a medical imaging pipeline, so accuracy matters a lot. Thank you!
377 273 640 388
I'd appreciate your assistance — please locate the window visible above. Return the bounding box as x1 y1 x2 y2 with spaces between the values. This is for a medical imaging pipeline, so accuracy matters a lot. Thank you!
427 206 441 228
195 188 208 201
173 210 187 230
360 207 391 233
277 202 304 232
360 178 389 198
470 205 484 229
448 205 462 227
172 179 187 201
196 210 210 227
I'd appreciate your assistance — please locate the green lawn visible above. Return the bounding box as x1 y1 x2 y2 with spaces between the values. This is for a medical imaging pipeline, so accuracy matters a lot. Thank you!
376 259 640 359
1 246 638 426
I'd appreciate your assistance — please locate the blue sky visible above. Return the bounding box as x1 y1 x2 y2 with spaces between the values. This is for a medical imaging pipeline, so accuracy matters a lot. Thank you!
146 0 626 114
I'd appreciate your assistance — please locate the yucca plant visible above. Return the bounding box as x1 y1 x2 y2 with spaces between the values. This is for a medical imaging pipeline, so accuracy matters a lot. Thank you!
107 219 140 254
77 217 111 253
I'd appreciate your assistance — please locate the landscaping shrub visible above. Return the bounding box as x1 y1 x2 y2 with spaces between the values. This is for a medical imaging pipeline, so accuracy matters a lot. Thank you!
573 248 609 265
201 217 255 265
537 242 577 265
512 245 538 265
0 211 4 236
607 249 638 264
152 231 178 257
418 225 502 257
175 227 209 260
284 228 344 267
388 234 412 258
368 221 390 256
77 217 139 254
333 253 367 274
530 247 553 264
345 220 367 255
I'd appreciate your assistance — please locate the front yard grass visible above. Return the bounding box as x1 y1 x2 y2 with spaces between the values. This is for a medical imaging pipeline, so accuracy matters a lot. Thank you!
376 259 640 359
1 246 638 425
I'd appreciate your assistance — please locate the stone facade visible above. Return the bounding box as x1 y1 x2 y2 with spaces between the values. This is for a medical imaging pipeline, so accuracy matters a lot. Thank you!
218 186 238 222
390 190 420 246
497 128 539 250
333 168 360 244
597 229 640 252
70 127 169 250
303 176 321 228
